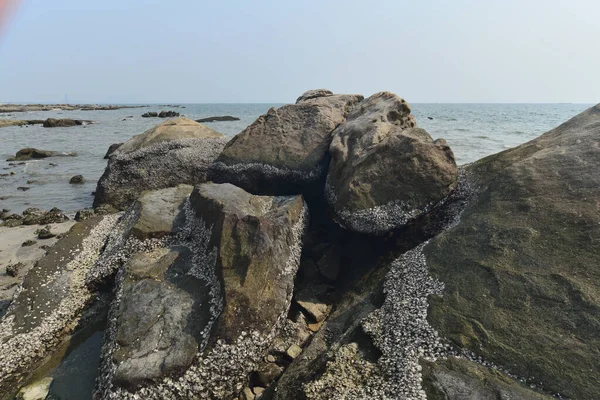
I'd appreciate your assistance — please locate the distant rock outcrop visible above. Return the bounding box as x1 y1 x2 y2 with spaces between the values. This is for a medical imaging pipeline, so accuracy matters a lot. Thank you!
195 116 240 123
158 110 180 118
42 118 92 127
94 117 227 210
7 148 77 161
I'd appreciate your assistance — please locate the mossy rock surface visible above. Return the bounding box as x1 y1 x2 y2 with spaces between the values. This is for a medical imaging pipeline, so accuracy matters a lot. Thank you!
425 104 600 399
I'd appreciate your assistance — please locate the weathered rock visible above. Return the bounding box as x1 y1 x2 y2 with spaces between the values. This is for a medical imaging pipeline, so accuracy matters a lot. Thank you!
36 225 55 239
111 246 213 390
158 110 179 118
190 182 308 341
141 112 158 118
295 285 330 323
74 208 95 221
42 118 92 127
326 92 458 234
129 185 193 240
93 118 227 210
15 377 53 400
0 119 44 128
69 174 85 184
295 89 333 103
39 208 69 224
21 239 37 247
7 148 56 161
195 115 240 123
0 215 120 398
96 182 307 399
104 143 123 159
425 104 600 399
421 357 554 400
285 344 303 360
254 362 284 386
22 208 45 225
6 262 24 277
210 90 363 195
22 207 69 225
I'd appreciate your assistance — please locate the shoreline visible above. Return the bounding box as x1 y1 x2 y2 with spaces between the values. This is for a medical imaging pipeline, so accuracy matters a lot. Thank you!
0 104 147 113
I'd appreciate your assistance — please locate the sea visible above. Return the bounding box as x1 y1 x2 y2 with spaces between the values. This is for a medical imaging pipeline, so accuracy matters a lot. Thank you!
0 103 592 214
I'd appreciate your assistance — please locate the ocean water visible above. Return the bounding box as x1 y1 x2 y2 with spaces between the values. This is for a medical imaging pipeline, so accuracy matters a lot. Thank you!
0 102 592 214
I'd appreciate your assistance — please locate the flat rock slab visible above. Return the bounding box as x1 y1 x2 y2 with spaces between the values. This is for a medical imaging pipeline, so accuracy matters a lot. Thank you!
129 185 193 239
0 215 120 398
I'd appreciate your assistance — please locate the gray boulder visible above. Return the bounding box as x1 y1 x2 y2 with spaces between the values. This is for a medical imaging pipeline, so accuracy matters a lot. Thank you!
425 103 600 399
190 182 308 342
326 92 458 234
95 183 308 399
210 90 363 195
93 117 228 210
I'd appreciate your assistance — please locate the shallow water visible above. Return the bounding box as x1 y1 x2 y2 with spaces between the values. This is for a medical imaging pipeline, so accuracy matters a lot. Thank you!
0 102 592 214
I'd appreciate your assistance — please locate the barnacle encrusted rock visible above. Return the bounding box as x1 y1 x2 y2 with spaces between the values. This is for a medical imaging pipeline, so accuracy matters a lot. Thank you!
425 103 600 399
210 90 363 195
190 182 308 341
95 183 307 399
93 117 227 210
326 91 458 235
0 215 120 398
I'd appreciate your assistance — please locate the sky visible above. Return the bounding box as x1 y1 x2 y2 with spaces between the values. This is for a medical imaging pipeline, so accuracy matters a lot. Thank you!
0 0 598 104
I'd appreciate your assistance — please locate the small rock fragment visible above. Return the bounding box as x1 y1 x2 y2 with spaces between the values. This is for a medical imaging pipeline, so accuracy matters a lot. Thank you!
286 344 303 359
69 175 85 184
6 262 25 277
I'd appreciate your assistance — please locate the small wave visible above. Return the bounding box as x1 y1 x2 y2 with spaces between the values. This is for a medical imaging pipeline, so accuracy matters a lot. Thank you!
474 135 489 139
455 128 470 132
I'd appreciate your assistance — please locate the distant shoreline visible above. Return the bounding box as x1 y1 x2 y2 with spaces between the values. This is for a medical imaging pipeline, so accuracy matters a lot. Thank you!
0 104 146 113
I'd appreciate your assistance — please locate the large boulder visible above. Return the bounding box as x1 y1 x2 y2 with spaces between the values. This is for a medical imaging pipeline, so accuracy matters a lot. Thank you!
95 183 308 399
190 182 308 341
424 104 600 399
93 117 228 210
326 92 458 235
210 90 363 195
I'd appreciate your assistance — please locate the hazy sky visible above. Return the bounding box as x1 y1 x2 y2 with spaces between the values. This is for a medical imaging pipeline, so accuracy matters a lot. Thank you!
0 0 598 103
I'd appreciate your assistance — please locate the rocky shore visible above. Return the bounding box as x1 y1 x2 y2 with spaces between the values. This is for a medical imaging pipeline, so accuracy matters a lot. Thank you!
0 104 144 113
0 90 598 400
